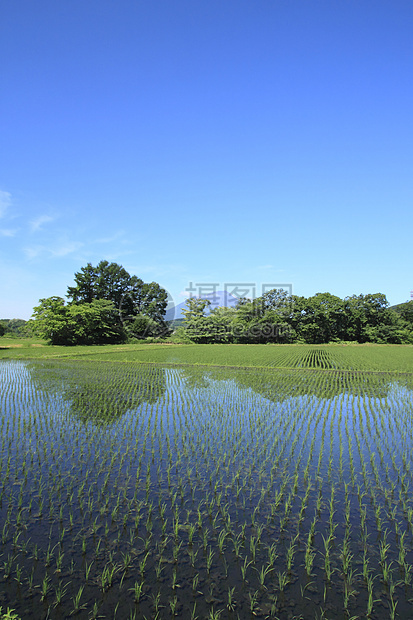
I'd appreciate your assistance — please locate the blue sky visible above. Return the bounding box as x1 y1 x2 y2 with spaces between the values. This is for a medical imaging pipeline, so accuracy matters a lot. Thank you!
1 0 412 319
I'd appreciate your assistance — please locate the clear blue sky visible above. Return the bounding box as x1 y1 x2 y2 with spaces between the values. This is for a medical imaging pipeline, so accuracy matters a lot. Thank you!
1 0 412 319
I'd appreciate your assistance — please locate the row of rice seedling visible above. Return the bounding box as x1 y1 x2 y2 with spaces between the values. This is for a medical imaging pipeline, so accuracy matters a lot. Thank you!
0 359 413 618
70 343 413 374
72 343 312 369
2 340 413 373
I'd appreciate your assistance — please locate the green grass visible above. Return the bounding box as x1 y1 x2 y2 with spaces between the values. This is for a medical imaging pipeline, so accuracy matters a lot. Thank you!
0 337 152 360
2 338 413 373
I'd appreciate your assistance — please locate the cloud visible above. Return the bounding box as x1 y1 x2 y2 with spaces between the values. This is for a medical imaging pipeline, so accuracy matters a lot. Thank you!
129 263 188 278
24 246 43 259
0 228 17 237
30 215 55 232
24 240 84 260
0 191 12 219
93 231 125 244
51 241 84 257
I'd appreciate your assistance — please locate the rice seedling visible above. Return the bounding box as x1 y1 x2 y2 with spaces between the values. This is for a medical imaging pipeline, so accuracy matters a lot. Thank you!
286 535 298 572
304 542 316 577
71 585 86 614
276 570 290 592
1 356 413 618
206 547 214 574
39 574 51 601
130 580 144 604
240 555 253 582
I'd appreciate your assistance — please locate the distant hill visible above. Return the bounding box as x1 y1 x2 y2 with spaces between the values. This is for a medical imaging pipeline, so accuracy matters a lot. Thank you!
390 301 413 312
165 290 241 321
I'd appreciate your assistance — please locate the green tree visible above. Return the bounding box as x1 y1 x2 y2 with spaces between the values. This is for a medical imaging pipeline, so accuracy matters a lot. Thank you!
293 293 346 343
181 298 214 343
395 301 413 325
344 293 392 342
260 288 292 313
129 281 169 323
30 297 126 345
0 322 5 337
67 261 169 337
232 289 294 343
67 299 126 344
30 297 72 344
364 322 413 344
0 319 28 337
207 306 235 343
129 313 165 339
67 260 143 309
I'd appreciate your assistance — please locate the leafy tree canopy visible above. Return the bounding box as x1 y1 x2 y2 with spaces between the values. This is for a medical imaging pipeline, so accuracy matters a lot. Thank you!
67 260 143 307
0 319 28 338
68 260 168 333
181 289 413 345
30 297 125 345
394 300 413 325
30 260 169 345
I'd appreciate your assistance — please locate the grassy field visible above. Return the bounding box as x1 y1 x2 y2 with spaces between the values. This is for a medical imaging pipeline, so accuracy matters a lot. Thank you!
1 338 413 373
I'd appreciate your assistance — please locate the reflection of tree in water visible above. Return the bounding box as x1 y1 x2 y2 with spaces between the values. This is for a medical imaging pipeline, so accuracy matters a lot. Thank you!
27 361 166 424
26 360 412 424
176 365 409 403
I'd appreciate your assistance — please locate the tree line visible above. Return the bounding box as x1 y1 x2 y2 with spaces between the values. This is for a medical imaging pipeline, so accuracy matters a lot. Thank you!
30 261 169 345
20 262 413 346
180 290 413 344
0 319 27 338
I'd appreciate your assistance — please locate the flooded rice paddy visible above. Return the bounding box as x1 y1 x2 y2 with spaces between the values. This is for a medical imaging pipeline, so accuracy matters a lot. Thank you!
1 359 413 619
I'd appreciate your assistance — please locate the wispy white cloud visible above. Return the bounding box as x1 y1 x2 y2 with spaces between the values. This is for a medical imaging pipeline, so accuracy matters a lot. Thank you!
24 246 43 260
255 265 285 273
130 263 188 278
30 215 55 232
93 231 126 244
24 240 84 260
0 190 12 219
0 228 17 237
51 241 84 257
